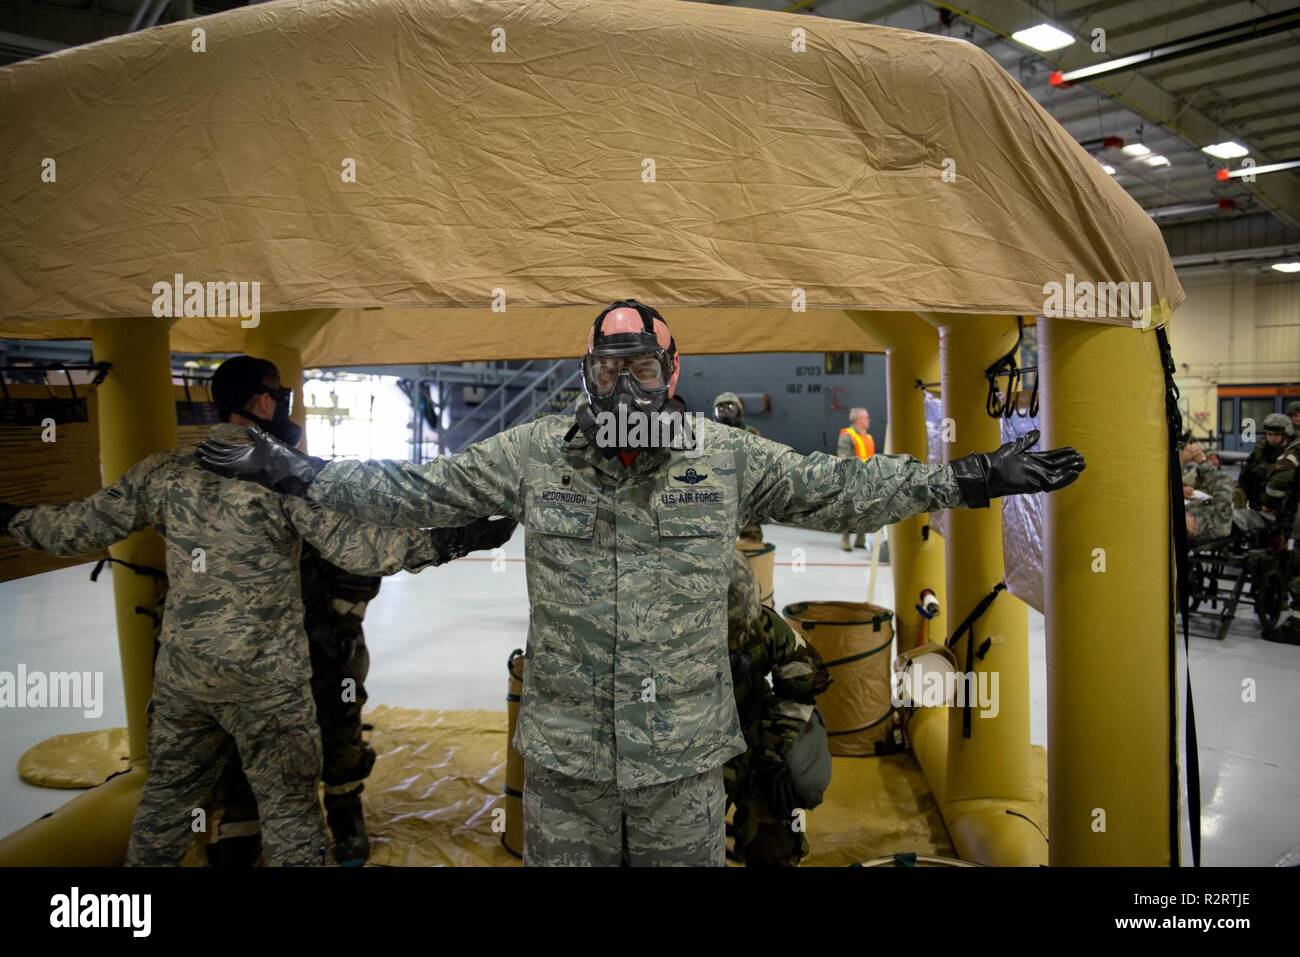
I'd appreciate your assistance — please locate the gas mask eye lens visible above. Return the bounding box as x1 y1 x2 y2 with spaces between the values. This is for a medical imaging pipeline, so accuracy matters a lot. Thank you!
585 355 665 395
588 357 623 394
628 356 664 387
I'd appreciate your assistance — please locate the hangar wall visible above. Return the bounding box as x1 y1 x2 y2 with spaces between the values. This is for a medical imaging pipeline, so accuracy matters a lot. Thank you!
1170 273 1300 433
674 353 889 457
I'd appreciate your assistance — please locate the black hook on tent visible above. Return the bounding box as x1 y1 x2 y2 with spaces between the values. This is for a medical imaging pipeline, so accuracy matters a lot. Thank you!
983 319 1021 418
90 556 166 582
944 582 1006 738
983 318 1038 419
90 557 167 625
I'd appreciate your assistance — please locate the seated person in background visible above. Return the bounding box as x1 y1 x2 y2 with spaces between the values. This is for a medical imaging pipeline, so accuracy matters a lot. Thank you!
1180 440 1233 542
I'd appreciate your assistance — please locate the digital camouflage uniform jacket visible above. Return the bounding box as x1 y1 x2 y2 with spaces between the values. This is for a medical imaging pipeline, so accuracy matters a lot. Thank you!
8 423 444 702
1183 461 1234 542
305 414 964 789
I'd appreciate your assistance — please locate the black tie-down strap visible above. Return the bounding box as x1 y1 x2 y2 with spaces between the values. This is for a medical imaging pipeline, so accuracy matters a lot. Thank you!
944 582 1007 738
89 557 167 625
1157 325 1202 868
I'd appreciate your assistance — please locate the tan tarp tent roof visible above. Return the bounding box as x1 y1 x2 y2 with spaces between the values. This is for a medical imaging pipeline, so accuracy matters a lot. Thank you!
2 308 885 364
0 0 1181 363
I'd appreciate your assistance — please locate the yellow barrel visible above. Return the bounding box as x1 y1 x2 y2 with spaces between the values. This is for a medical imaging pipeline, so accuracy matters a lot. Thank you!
503 649 526 858
783 601 894 756
741 541 776 607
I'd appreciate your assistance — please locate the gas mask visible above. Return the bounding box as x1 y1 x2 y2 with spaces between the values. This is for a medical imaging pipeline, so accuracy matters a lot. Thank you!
714 401 743 428
246 386 303 447
577 299 684 453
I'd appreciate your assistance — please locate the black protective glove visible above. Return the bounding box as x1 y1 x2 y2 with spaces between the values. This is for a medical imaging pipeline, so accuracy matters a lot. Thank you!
949 429 1085 508
749 755 801 819
0 501 20 536
195 427 328 497
433 516 518 562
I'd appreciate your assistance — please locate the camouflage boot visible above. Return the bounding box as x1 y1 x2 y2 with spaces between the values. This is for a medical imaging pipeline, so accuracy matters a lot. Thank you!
324 791 370 866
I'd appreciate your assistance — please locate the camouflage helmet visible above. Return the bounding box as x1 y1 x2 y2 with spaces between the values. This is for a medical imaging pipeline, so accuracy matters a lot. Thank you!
1262 412 1294 437
714 391 742 410
727 547 762 649
1287 400 1300 416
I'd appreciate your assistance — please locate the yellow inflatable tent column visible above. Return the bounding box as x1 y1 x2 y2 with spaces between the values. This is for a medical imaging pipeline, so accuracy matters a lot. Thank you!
847 312 947 651
847 312 952 823
243 309 337 450
0 316 177 865
921 313 1043 867
1040 317 1173 866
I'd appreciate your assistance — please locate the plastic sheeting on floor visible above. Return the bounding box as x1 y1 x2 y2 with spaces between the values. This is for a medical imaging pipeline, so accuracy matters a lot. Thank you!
361 708 1047 866
16 705 1047 865
361 706 518 867
804 754 954 866
362 706 969 867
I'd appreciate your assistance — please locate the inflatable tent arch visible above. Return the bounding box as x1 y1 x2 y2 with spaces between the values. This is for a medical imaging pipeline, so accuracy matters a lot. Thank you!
0 0 1187 867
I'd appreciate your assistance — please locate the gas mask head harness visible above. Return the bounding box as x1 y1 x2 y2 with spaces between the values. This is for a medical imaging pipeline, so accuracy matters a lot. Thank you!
573 299 686 454
581 299 676 413
211 354 303 447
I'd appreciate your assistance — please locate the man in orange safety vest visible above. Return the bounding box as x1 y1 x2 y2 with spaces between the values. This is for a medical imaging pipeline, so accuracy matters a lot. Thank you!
837 407 876 551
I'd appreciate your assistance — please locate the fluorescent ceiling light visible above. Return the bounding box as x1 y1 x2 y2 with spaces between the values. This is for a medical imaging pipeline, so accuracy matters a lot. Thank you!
1122 143 1151 156
1146 155 1170 167
1012 24 1075 52
1101 164 1116 174
1217 158 1300 180
1271 262 1300 273
1203 141 1248 160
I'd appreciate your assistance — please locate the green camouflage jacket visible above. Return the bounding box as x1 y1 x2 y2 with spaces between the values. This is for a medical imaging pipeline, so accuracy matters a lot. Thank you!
307 413 962 788
725 547 830 791
1183 461 1234 542
1262 438 1300 531
8 423 444 701
1240 443 1278 510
